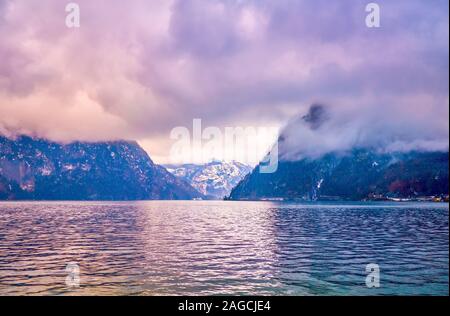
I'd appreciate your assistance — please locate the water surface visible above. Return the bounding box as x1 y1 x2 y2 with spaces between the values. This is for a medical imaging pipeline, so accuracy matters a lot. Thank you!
0 201 448 295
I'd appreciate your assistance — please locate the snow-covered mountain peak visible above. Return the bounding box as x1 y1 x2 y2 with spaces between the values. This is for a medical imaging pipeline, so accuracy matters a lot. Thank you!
164 161 252 199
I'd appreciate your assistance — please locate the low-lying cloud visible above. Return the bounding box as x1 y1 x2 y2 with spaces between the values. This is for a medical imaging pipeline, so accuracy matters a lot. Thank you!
279 102 449 161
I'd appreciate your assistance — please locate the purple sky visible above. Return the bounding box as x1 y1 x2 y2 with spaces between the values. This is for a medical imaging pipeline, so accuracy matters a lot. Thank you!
0 0 448 163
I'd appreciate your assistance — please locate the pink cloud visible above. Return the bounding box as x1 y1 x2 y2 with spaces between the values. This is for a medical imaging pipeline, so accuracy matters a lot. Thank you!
0 0 448 161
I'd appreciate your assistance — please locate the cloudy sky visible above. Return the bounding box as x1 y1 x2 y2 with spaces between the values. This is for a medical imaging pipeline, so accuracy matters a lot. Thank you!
0 0 448 163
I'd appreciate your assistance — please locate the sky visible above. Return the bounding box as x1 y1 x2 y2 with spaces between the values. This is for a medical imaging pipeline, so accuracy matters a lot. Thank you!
0 0 448 164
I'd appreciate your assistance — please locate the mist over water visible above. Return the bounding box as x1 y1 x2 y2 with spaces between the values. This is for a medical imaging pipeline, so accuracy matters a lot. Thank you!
0 201 447 295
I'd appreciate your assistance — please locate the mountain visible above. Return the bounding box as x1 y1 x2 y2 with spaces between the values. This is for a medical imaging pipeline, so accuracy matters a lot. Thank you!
164 161 252 199
228 105 449 201
228 149 449 201
0 135 203 200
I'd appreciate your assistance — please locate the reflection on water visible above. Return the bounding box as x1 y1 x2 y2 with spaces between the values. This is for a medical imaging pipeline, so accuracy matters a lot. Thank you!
0 201 448 295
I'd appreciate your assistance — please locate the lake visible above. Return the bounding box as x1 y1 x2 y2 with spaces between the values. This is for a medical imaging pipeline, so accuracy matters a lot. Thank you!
0 201 448 295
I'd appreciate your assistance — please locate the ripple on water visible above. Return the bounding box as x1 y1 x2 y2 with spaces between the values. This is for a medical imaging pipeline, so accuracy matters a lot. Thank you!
0 201 448 295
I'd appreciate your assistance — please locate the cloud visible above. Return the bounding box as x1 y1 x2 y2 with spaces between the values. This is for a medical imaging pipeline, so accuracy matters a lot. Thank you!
279 100 449 161
0 0 448 161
